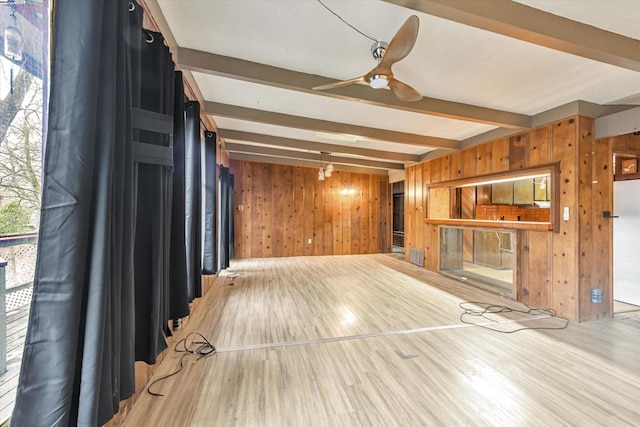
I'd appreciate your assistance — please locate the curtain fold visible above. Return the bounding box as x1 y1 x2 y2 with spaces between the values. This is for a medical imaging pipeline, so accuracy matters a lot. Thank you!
168 72 190 319
12 1 136 425
218 167 234 271
202 131 217 275
184 101 202 300
133 28 174 364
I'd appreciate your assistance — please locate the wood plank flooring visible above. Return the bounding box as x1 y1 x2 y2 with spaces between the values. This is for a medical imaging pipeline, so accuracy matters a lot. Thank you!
125 254 640 426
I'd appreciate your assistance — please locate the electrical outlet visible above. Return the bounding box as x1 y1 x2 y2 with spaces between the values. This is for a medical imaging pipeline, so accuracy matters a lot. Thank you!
307 238 312 244
237 204 244 211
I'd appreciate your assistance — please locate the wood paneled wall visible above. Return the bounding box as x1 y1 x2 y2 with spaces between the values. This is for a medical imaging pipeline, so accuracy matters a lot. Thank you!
405 116 615 322
230 160 392 258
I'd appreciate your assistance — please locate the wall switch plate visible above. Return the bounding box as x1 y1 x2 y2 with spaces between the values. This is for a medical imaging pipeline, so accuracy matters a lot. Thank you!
563 206 569 221
308 238 312 244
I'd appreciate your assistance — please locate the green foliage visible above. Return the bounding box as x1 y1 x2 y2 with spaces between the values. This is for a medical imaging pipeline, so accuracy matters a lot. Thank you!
0 201 33 234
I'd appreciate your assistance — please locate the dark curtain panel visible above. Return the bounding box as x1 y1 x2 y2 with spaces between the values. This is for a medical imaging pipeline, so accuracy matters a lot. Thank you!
218 167 234 271
133 29 174 363
168 72 190 319
184 101 202 299
202 131 217 275
229 173 235 259
12 1 136 425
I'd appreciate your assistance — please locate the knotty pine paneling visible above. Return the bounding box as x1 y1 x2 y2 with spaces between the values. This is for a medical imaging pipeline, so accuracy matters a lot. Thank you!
404 116 608 322
476 143 492 175
450 151 463 180
529 126 551 166
231 161 391 258
509 133 529 170
405 166 415 260
551 117 579 320
463 146 477 177
414 165 424 251
491 138 510 173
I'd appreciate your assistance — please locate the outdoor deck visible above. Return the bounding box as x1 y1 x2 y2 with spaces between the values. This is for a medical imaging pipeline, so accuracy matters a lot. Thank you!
0 289 32 423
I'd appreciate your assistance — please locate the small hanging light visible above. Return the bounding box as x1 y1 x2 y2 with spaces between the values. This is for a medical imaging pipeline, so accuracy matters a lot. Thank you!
318 152 325 181
325 153 334 177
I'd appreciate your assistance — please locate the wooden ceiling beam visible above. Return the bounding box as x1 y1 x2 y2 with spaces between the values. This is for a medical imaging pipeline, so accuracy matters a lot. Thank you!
206 102 460 150
383 0 640 72
178 47 530 129
228 152 389 175
218 129 420 162
224 142 405 170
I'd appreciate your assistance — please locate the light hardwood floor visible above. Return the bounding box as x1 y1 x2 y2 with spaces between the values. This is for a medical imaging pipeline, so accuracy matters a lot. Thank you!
125 254 640 426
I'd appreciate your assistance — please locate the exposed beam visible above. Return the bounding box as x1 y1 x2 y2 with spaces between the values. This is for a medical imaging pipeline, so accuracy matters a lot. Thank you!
218 129 421 162
595 106 640 139
228 152 388 175
178 47 530 129
383 0 640 72
224 142 404 170
206 102 460 150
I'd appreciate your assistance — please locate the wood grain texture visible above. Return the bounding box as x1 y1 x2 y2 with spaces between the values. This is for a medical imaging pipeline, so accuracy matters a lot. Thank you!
230 161 391 257
529 126 551 166
124 255 640 427
476 142 492 175
509 133 529 170
408 116 620 321
551 118 579 320
491 138 510 173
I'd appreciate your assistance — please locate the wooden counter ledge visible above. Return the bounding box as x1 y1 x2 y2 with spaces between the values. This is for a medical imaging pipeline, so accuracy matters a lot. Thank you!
424 218 553 231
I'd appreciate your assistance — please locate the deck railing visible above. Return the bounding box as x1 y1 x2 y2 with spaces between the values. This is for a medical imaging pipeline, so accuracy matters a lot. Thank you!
0 232 38 374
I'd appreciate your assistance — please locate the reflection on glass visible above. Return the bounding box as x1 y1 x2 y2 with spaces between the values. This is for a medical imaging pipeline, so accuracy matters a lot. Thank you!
439 226 515 296
429 173 552 222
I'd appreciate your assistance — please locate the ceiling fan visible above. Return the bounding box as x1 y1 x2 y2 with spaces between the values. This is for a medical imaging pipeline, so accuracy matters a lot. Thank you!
313 15 423 102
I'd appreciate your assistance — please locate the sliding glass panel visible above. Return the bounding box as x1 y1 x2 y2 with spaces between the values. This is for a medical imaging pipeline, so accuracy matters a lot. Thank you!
439 226 515 296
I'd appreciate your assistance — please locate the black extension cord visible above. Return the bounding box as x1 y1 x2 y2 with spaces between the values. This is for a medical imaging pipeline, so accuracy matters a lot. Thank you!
147 332 216 397
459 301 569 333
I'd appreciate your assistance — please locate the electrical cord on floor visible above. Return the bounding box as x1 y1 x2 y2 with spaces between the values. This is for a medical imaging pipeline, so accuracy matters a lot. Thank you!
147 332 216 397
459 301 569 333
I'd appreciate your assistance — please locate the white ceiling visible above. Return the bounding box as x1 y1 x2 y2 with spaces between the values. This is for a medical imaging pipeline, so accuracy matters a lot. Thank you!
154 0 640 174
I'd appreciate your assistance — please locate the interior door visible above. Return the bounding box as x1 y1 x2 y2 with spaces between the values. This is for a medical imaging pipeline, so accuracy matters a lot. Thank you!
613 179 640 306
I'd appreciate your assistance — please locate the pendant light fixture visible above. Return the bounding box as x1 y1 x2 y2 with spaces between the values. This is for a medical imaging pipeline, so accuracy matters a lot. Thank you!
325 152 334 177
318 152 325 181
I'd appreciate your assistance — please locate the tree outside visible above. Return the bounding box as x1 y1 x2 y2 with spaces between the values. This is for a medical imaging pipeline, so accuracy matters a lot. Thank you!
0 63 42 235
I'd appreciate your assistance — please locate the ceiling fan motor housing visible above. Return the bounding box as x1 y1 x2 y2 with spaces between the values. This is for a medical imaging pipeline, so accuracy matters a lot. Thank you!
371 41 388 62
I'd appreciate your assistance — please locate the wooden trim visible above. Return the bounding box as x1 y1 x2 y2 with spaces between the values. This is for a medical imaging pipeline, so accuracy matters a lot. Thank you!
425 218 553 231
426 162 559 189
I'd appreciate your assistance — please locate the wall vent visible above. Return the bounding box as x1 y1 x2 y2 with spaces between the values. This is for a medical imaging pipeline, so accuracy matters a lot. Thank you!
409 248 424 267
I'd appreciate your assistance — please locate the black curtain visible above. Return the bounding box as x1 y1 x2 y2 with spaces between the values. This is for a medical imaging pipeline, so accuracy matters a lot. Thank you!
218 167 234 271
132 28 174 363
13 1 137 425
202 131 217 275
168 72 190 319
184 101 202 300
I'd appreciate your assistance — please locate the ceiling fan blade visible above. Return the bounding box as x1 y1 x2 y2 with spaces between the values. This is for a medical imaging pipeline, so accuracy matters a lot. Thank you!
379 15 419 69
389 78 423 102
313 76 366 91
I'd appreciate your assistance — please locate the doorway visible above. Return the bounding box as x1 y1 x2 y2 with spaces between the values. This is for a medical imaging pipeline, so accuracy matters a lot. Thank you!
613 154 640 314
